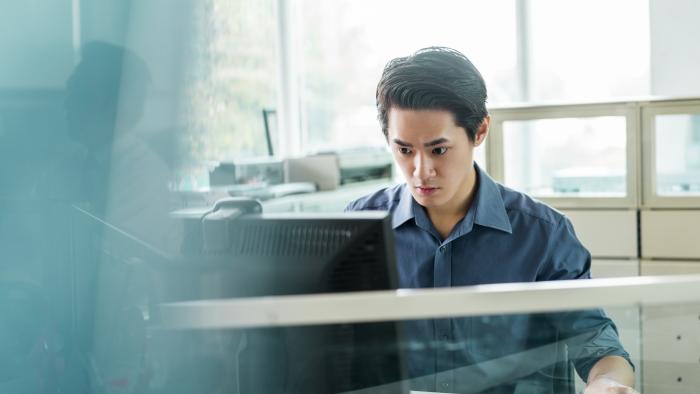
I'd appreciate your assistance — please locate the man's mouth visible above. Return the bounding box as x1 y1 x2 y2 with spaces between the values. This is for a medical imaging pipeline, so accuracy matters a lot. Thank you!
415 186 439 195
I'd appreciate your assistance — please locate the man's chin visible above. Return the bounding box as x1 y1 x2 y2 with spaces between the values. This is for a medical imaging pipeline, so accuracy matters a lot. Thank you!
410 193 442 208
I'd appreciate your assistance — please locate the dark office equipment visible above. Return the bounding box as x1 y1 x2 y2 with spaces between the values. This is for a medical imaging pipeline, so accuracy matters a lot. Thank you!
165 208 400 300
161 209 406 394
70 200 406 393
262 108 277 156
184 211 398 297
172 197 264 255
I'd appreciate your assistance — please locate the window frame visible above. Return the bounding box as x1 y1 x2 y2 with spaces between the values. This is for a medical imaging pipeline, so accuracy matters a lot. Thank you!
641 99 700 208
488 101 641 208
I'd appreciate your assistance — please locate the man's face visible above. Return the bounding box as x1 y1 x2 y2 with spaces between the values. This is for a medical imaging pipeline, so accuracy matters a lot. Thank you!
387 108 486 214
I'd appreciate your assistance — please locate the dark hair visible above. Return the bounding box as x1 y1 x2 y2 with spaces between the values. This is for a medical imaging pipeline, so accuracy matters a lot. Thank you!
376 47 488 142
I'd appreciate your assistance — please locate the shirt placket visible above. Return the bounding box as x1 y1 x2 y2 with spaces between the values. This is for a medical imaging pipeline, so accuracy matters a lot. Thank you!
433 242 454 392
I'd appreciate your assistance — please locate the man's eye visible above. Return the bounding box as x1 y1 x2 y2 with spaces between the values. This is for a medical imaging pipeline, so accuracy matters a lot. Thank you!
432 147 448 155
398 147 412 155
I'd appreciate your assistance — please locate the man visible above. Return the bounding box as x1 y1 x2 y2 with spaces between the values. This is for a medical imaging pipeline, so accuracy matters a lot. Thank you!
346 47 637 393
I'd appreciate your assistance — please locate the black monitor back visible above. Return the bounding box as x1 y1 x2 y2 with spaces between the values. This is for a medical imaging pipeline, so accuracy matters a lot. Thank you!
156 211 407 394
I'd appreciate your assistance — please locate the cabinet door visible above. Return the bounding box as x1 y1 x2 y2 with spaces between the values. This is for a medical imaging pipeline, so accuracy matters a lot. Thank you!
641 210 700 259
563 210 638 258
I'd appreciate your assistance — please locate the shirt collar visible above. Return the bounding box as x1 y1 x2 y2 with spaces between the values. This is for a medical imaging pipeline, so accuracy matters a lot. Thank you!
391 184 415 229
472 163 513 234
391 163 513 235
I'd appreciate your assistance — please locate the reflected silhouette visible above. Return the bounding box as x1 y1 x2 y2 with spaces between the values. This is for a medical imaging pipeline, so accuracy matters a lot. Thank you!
65 42 150 159
44 41 179 252
65 42 180 394
0 41 183 393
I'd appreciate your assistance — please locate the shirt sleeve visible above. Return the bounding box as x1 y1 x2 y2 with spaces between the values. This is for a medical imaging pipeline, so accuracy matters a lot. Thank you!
344 199 359 212
539 216 635 382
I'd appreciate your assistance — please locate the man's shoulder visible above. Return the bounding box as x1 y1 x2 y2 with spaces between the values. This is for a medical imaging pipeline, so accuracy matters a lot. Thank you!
345 183 404 212
496 183 564 227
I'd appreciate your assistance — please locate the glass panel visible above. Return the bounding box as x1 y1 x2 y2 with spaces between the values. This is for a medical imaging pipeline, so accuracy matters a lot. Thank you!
154 304 654 393
654 114 700 196
0 1 276 392
641 302 700 392
503 116 627 198
153 271 700 394
296 0 518 153
2 0 693 393
150 206 691 394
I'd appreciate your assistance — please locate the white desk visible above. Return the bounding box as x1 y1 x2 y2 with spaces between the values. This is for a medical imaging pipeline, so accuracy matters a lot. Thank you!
159 274 700 330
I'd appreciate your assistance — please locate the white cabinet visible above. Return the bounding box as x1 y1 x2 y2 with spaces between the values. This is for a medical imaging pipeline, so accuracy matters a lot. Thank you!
637 97 700 393
489 103 639 209
591 259 639 278
641 210 700 259
490 98 700 393
563 210 638 258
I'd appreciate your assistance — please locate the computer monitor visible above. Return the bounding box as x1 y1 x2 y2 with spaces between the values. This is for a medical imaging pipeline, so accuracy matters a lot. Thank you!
70 203 408 393
168 210 398 298
158 210 407 393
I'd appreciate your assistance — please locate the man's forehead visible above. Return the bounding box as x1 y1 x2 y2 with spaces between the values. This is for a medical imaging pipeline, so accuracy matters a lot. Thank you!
387 108 461 139
388 107 455 119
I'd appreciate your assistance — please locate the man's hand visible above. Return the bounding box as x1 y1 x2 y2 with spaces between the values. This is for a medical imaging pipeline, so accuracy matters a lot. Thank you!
584 355 636 393
584 377 639 394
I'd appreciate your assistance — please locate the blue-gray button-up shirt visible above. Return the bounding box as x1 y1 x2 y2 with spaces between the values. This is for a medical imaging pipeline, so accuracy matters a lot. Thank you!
346 164 631 393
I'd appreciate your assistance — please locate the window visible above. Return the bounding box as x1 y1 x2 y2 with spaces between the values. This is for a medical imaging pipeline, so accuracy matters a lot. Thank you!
181 0 652 165
295 0 519 153
526 0 650 102
503 116 628 197
655 114 700 196
184 0 278 163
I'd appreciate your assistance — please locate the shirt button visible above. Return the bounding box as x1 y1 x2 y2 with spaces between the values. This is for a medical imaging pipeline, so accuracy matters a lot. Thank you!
441 382 450 389
439 246 445 252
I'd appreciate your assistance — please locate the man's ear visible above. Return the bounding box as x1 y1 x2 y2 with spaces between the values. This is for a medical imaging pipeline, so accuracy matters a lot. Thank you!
473 115 490 147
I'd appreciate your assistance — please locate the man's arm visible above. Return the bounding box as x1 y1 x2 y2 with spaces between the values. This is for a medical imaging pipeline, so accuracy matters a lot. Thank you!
540 217 637 392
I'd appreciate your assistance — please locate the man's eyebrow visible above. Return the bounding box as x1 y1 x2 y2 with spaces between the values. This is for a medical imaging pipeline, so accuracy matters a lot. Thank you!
424 138 449 147
392 137 450 147
392 138 412 147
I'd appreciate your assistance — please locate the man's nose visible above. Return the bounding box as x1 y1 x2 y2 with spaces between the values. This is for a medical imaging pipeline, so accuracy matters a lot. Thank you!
413 153 435 179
